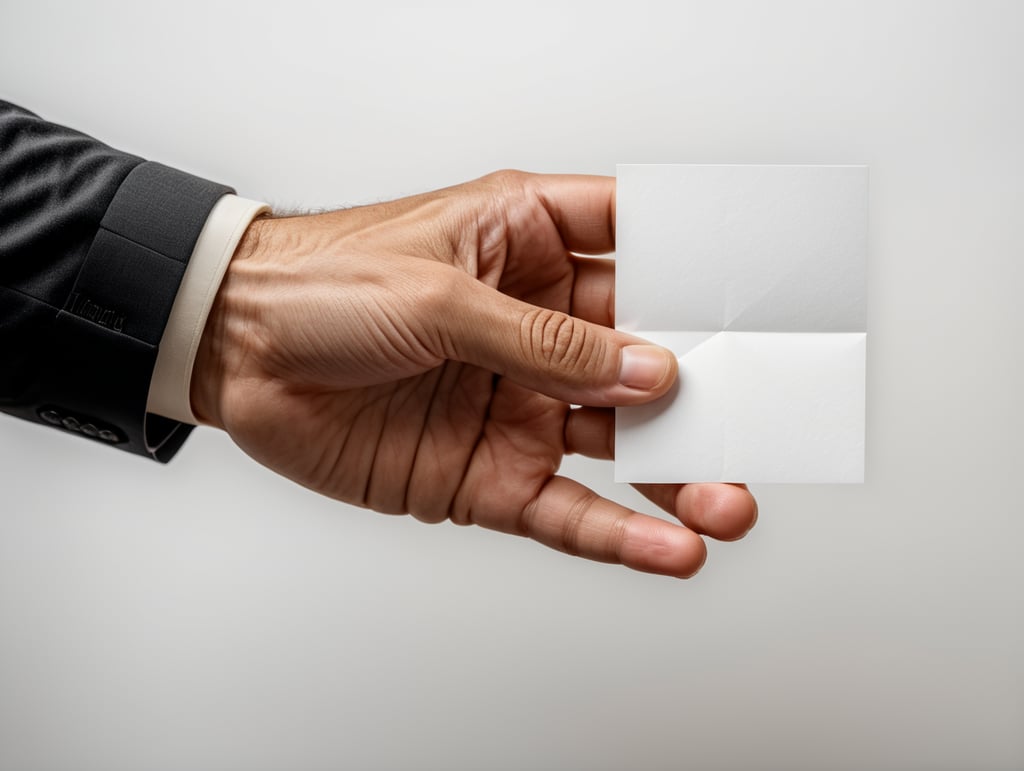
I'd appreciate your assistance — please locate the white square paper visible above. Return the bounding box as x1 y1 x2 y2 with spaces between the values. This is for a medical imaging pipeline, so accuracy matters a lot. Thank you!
615 164 867 483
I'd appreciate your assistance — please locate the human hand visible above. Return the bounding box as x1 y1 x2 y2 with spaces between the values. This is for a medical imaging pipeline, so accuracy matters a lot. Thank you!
191 171 757 578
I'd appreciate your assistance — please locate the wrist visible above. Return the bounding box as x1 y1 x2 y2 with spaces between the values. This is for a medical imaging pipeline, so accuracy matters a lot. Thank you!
190 215 275 431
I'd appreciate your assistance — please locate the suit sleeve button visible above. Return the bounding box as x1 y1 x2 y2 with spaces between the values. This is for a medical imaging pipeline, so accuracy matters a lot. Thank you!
61 416 81 431
81 423 100 437
98 430 120 443
40 409 63 425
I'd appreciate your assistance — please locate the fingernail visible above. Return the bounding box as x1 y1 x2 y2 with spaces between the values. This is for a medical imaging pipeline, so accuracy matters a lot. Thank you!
619 345 673 390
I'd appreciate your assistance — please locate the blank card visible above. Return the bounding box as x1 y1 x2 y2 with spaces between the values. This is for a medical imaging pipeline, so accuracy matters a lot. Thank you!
615 164 867 483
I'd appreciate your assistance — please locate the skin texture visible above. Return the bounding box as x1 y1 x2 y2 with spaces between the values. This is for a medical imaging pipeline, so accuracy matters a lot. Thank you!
191 171 757 579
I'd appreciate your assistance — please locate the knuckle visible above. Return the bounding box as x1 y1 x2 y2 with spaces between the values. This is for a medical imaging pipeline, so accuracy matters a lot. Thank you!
481 168 528 190
449 510 473 527
560 489 600 557
477 170 537 213
409 508 449 525
604 511 630 562
521 308 598 375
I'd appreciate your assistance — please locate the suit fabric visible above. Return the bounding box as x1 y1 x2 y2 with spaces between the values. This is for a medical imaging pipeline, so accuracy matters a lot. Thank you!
0 100 231 460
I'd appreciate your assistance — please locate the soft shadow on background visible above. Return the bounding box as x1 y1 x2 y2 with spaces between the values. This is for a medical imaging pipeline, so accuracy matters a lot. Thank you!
2 2 1021 769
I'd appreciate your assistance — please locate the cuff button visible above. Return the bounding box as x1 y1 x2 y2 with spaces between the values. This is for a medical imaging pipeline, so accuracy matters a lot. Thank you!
38 407 124 444
40 409 63 425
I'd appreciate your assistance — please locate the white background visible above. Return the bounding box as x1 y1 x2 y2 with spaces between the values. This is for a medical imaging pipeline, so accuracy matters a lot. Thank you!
2 2 1022 769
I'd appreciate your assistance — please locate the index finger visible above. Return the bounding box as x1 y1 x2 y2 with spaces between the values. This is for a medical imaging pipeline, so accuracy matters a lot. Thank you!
528 173 616 255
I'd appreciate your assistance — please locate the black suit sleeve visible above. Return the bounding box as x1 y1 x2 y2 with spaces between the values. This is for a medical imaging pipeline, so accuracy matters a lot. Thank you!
0 100 233 461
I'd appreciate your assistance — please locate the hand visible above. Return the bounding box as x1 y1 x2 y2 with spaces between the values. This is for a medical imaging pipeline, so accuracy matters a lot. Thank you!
191 171 757 578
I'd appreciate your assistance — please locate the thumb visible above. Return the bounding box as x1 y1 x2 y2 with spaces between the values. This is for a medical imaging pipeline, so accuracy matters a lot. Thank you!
444 280 677 407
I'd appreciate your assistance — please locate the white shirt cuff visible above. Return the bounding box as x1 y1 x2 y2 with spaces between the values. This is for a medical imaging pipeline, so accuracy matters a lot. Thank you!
147 194 271 425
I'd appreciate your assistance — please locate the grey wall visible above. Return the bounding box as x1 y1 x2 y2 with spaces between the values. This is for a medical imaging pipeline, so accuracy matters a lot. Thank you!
1 2 1021 769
